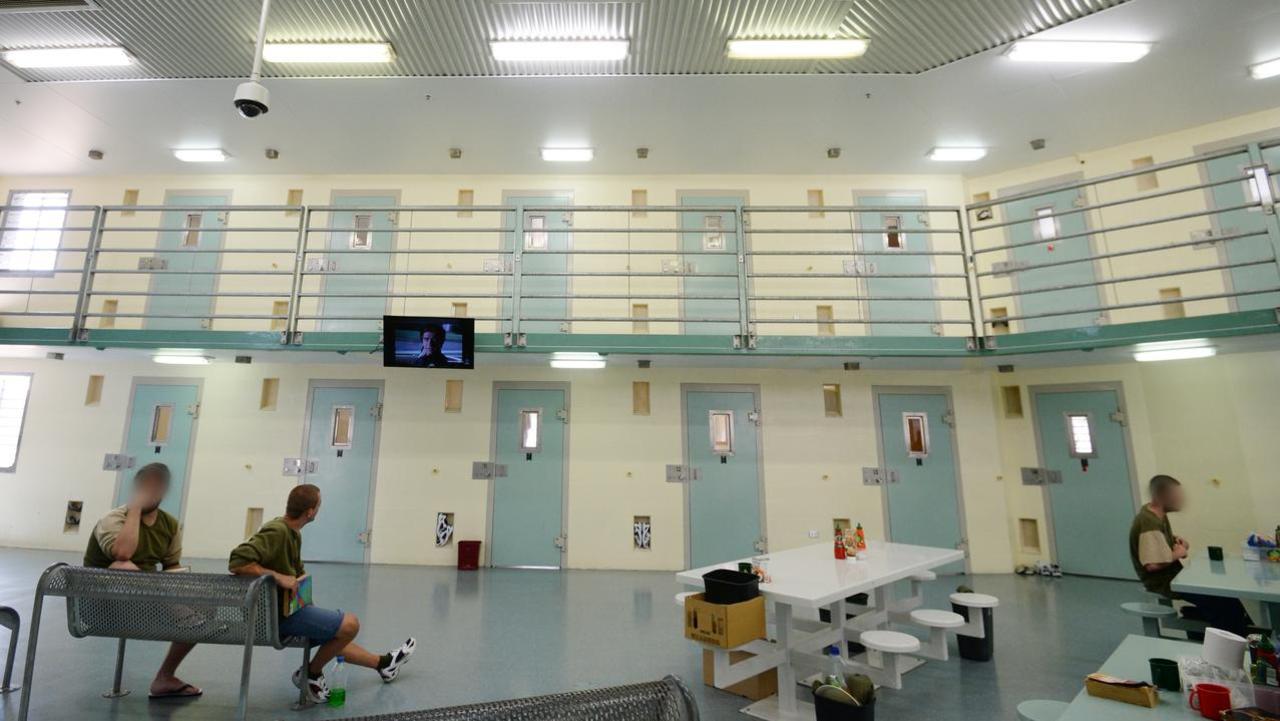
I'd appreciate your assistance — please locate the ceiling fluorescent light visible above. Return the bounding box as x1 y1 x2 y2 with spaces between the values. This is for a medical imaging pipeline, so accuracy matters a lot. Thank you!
263 42 394 64
1132 339 1216 363
1249 57 1280 80
2 46 131 68
541 147 594 162
173 148 229 163
550 352 606 369
491 39 628 62
726 38 868 60
928 147 987 162
154 356 216 366
1006 40 1151 63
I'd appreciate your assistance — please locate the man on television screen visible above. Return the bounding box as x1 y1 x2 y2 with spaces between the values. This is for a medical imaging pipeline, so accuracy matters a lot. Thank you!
413 323 453 367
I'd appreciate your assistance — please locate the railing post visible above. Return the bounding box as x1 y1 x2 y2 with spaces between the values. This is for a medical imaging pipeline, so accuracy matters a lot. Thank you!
510 205 524 340
1245 143 1280 288
956 207 984 344
284 206 309 344
734 205 751 341
68 206 106 343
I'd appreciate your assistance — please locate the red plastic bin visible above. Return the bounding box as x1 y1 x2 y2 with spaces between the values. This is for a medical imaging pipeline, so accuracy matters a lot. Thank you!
457 540 481 570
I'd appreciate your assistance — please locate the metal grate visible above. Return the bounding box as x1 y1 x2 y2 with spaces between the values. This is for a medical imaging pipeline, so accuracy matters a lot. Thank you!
338 675 699 721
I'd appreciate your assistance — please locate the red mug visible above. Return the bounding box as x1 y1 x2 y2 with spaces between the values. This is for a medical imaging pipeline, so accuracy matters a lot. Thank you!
1188 683 1231 720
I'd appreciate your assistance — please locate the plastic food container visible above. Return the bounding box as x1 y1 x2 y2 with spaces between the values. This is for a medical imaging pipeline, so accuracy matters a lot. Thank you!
702 569 760 604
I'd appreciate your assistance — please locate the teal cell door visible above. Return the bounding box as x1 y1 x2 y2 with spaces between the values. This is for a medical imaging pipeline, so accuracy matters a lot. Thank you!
875 390 965 573
319 194 395 332
115 381 200 520
1004 185 1100 331
1203 150 1280 310
857 193 935 336
679 194 744 335
146 192 229 330
491 386 567 568
1032 387 1136 579
300 384 381 563
505 193 571 334
684 387 763 568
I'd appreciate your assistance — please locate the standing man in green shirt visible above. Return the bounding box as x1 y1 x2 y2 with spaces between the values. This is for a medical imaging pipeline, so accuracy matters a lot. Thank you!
229 484 416 705
83 462 203 700
1129 474 1252 636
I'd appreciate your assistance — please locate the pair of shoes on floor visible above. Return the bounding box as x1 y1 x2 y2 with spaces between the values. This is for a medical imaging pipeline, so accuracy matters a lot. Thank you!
293 637 418 705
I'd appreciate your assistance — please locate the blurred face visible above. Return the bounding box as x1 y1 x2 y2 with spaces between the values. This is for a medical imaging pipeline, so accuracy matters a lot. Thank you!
134 472 169 512
422 330 443 354
1161 484 1185 513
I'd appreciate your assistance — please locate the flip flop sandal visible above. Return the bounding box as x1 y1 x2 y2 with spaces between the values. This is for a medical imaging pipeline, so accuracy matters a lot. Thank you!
149 683 203 700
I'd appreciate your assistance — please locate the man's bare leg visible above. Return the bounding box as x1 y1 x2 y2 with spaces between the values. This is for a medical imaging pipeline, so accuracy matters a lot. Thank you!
150 642 200 696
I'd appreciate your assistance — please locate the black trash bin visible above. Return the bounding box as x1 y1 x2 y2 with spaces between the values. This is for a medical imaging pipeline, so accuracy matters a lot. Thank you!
951 602 994 662
813 691 874 721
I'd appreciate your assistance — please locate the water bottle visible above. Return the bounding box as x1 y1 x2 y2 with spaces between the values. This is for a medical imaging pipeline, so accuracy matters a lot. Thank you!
328 656 347 708
825 645 847 689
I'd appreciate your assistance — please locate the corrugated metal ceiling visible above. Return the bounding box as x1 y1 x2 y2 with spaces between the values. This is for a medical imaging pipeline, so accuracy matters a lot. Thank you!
0 0 1132 82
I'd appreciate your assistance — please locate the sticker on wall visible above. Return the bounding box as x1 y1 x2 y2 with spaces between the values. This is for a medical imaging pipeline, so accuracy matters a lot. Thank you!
633 516 652 550
435 512 455 547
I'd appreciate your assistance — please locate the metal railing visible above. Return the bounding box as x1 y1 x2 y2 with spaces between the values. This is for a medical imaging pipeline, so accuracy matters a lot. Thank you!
0 141 1276 352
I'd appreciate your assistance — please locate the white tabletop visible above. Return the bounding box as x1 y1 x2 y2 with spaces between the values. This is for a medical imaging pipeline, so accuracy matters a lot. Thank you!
1059 634 1201 721
1172 552 1280 604
676 541 966 609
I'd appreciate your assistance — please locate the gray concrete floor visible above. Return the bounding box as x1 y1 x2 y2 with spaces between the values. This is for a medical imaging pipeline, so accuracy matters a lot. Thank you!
0 548 1147 720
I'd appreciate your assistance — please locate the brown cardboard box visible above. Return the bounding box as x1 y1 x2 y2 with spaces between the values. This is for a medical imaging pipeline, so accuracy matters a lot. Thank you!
683 593 766 649
1084 674 1159 708
702 650 779 701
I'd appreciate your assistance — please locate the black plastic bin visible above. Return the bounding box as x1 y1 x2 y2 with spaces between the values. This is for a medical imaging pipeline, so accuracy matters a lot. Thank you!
814 692 874 721
951 602 995 662
702 569 760 604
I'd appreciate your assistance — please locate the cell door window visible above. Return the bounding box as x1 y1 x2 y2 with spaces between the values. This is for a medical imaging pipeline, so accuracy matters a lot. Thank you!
1 190 69 273
702 215 726 251
883 215 903 250
524 215 548 251
519 409 541 452
150 404 174 445
1034 207 1058 241
350 214 373 249
1065 413 1096 458
183 213 203 247
903 412 929 459
709 410 734 455
331 406 355 447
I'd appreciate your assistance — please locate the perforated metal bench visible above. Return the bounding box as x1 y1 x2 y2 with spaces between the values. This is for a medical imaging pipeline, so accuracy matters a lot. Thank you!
335 675 699 721
17 562 311 721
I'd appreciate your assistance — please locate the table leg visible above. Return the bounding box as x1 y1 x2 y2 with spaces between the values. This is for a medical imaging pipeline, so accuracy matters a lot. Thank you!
1264 601 1280 634
775 602 796 714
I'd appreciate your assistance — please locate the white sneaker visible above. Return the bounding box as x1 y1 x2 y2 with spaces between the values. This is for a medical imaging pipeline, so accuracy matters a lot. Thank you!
292 666 330 704
378 638 417 683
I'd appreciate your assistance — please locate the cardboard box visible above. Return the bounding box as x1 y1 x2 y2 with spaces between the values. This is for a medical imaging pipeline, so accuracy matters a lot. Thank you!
1084 674 1159 708
702 650 778 701
683 593 766 649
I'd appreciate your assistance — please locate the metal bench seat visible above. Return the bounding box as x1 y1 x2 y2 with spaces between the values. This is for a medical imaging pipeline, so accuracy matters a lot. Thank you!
19 562 310 721
337 675 699 721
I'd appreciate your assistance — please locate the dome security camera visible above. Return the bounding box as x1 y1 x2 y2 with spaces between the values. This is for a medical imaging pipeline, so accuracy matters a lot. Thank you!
234 80 270 119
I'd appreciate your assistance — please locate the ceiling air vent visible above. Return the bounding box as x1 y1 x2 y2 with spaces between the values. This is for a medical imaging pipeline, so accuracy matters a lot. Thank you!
0 0 98 12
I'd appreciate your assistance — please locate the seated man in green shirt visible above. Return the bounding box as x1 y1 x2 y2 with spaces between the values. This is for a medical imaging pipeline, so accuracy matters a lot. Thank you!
1129 474 1252 636
229 484 416 705
83 462 202 700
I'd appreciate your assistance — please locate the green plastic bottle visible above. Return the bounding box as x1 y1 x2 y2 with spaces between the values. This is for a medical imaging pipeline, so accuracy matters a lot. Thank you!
328 656 347 708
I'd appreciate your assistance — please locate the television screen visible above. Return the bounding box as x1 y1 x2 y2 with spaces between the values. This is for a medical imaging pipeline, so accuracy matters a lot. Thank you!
383 316 475 369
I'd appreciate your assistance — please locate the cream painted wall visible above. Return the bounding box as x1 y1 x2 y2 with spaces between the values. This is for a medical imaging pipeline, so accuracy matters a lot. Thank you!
0 354 1013 573
994 350 1280 569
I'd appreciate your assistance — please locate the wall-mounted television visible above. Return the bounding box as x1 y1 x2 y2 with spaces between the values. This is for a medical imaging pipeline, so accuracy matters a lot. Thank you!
383 316 475 369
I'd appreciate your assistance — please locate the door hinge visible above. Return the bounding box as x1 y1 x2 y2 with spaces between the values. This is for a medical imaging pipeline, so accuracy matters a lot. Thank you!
941 409 955 427
555 408 569 423
357 529 372 546
186 403 200 418
371 402 384 420
554 534 567 551
747 410 761 426
753 537 767 553
1109 410 1126 426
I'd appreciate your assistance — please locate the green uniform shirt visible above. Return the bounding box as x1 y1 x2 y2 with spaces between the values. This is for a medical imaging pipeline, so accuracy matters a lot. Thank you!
83 506 182 571
228 517 305 578
1129 506 1181 596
